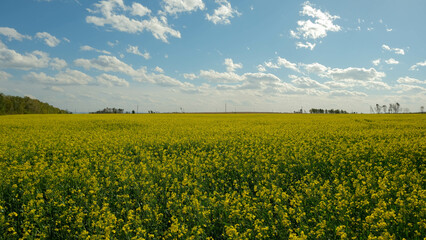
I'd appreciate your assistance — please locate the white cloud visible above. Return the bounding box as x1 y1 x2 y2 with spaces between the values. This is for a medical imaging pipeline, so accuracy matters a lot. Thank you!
385 58 399 65
206 0 241 25
97 73 129 87
50 57 67 70
126 45 150 59
327 67 385 82
264 57 299 72
86 0 180 43
382 44 405 55
409 61 426 71
107 40 119 47
183 73 197 80
290 1 341 41
0 27 31 41
329 90 367 97
80 45 111 54
74 55 191 88
0 71 12 81
372 58 381 66
131 2 151 16
397 77 426 85
289 75 329 89
224 58 242 72
396 84 426 94
296 41 316 50
35 32 61 47
154 66 164 73
74 55 134 74
45 86 65 92
257 64 266 72
162 0 205 15
26 69 92 85
0 47 50 70
302 62 328 76
199 69 244 83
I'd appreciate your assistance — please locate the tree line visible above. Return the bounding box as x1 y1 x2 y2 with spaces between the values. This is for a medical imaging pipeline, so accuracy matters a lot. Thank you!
0 93 71 115
309 108 349 114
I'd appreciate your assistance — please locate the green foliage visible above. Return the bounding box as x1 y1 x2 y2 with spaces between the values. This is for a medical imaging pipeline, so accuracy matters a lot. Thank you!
0 93 71 115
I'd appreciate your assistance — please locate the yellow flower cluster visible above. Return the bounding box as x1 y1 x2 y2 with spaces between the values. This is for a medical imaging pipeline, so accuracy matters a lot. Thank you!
0 114 424 239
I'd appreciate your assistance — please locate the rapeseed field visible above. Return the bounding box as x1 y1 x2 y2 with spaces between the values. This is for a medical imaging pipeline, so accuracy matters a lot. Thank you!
0 114 424 239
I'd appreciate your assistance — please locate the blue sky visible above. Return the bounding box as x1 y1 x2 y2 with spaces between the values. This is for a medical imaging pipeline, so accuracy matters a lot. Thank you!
0 0 425 113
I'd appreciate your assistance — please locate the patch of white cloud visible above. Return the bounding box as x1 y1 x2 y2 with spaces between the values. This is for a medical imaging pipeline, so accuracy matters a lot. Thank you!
74 55 191 88
397 77 426 85
35 32 61 47
382 44 405 55
126 45 150 59
296 41 316 50
396 84 426 94
80 45 111 54
26 69 93 85
131 2 151 16
161 0 205 15
199 70 245 83
206 0 241 25
409 61 426 71
372 58 381 66
290 1 341 42
0 71 12 81
154 66 164 73
289 75 329 89
257 64 266 72
97 73 129 87
224 58 242 72
86 0 180 43
0 27 31 41
45 86 65 93
264 57 299 72
50 58 67 70
183 73 197 80
385 58 399 65
0 47 50 70
329 90 367 97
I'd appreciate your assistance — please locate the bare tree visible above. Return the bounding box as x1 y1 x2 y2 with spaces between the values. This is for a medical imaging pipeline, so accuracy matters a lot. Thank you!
382 105 387 113
376 104 381 114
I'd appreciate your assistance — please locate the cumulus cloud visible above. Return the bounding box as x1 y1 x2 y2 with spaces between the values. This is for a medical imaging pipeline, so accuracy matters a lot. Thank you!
199 70 244 83
206 0 241 25
372 58 381 66
50 57 67 70
397 77 425 85
385 58 399 65
26 69 93 85
289 75 329 89
86 0 180 43
224 58 242 72
0 27 31 41
0 47 50 70
97 73 129 87
302 62 328 76
126 45 150 59
296 41 316 50
162 0 205 15
45 86 65 93
326 67 385 82
409 61 426 71
80 45 111 54
329 90 367 97
35 32 61 47
382 44 405 55
264 57 299 72
131 2 151 16
154 66 164 73
74 55 191 88
0 71 12 81
396 84 426 94
257 64 266 72
290 1 341 41
183 73 197 80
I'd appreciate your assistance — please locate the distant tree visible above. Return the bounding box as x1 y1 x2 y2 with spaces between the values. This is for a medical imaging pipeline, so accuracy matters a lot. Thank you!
421 106 424 113
132 110 135 114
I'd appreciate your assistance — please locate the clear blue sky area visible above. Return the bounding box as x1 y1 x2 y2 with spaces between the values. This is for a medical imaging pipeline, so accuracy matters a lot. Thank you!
0 0 425 113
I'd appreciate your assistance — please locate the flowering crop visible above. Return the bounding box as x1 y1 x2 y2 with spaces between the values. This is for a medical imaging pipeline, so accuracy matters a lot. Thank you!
0 114 425 239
